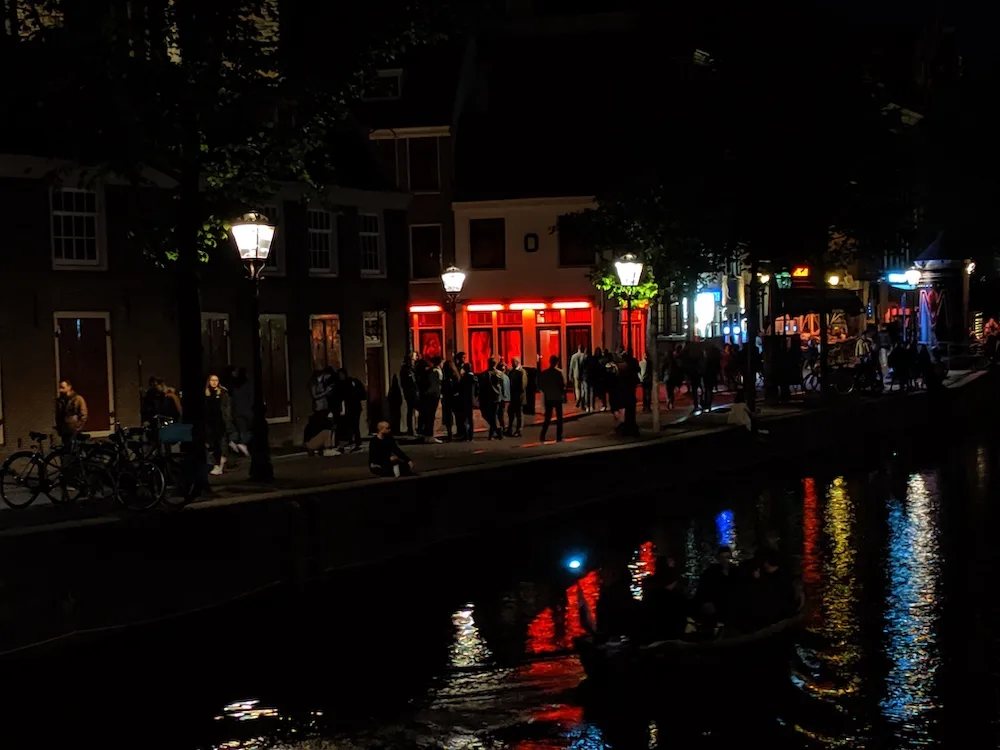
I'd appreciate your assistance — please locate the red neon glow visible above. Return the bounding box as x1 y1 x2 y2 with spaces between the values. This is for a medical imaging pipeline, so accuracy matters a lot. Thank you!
409 304 442 313
552 300 591 309
467 303 504 312
509 302 547 310
563 570 600 646
526 607 559 654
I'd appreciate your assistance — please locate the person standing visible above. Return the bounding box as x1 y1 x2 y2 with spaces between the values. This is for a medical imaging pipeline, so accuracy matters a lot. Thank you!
459 362 478 440
204 374 231 475
569 345 587 410
537 355 566 443
640 352 652 413
55 379 88 446
479 358 503 439
507 356 527 437
422 357 443 443
498 361 512 435
441 360 460 441
227 366 252 456
399 353 418 436
335 368 365 453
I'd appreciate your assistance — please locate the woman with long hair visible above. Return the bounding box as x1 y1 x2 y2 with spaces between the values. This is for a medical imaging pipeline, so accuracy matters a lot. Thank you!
204 373 231 475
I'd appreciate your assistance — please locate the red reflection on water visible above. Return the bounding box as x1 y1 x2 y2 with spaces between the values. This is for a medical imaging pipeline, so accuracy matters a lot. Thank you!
563 571 600 646
802 478 821 586
513 705 586 749
526 607 559 654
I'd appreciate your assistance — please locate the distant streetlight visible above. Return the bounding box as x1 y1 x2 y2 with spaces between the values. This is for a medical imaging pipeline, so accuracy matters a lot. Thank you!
827 275 840 286
441 265 466 362
230 211 275 483
615 253 644 355
904 269 921 286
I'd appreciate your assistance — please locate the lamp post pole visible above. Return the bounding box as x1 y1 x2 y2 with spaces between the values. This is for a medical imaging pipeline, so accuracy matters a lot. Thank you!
626 295 633 355
247 261 273 482
614 253 644 438
446 292 460 361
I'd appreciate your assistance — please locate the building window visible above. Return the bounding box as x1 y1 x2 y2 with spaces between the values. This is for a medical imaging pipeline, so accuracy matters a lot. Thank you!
54 312 115 434
359 213 383 276
469 217 505 270
408 137 440 193
259 313 290 422
557 216 594 267
261 204 283 273
310 315 342 371
410 224 442 280
307 208 337 275
362 69 402 101
51 188 100 267
375 139 398 188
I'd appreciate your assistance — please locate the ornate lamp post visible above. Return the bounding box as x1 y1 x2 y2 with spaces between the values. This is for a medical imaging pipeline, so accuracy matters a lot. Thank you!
229 211 276 482
615 253 643 436
615 253 644 355
441 265 466 362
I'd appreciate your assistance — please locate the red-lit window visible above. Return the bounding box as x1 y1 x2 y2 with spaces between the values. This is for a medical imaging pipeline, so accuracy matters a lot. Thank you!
497 310 522 326
467 311 493 326
535 309 557 325
564 308 591 324
469 330 493 374
417 312 443 327
419 330 443 362
498 328 523 363
537 328 562 368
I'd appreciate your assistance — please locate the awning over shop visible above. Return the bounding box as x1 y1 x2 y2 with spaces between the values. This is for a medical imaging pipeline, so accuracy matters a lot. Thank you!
776 288 864 317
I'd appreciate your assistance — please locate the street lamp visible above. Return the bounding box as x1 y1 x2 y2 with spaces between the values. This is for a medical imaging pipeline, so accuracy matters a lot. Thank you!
904 268 921 286
615 253 643 354
827 275 840 286
441 265 466 363
230 211 275 482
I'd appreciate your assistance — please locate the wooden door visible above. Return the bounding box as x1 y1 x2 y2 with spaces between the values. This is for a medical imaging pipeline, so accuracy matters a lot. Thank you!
56 315 112 431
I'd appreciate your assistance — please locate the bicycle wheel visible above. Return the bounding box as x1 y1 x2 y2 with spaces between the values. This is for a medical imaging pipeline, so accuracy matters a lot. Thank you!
116 459 166 511
80 462 117 507
42 450 83 504
158 454 197 509
834 369 854 396
0 452 44 508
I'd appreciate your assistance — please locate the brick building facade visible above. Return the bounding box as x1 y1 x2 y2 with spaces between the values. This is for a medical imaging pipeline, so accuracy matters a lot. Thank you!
0 156 411 452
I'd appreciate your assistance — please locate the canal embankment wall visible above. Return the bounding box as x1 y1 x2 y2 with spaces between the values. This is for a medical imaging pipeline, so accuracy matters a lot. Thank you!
0 372 994 659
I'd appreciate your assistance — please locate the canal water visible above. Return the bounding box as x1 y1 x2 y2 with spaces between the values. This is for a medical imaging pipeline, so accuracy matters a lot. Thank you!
3 435 998 749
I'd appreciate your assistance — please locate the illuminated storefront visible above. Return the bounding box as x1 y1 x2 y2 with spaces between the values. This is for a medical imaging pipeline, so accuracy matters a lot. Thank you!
409 299 596 372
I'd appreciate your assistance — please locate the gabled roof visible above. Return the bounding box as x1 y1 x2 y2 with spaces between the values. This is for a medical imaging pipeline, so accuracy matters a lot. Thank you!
453 21 651 201
353 42 467 132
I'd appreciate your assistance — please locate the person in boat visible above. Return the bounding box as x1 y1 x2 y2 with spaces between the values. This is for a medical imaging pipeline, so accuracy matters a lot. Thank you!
595 563 639 642
640 566 688 643
693 546 739 628
751 550 799 627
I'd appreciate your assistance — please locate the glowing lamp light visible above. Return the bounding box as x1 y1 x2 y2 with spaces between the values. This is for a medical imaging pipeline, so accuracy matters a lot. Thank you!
759 273 771 284
552 301 592 309
466 303 503 312
230 211 275 262
614 253 644 288
904 269 921 286
441 265 466 295
733 324 742 333
509 302 547 310
827 275 840 286
409 304 443 313
565 555 585 571
967 262 976 276
568 559 582 570
723 326 731 335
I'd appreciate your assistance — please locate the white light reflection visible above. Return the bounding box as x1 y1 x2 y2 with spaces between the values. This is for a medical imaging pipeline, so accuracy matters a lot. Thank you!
881 472 942 739
427 603 511 712
449 604 492 668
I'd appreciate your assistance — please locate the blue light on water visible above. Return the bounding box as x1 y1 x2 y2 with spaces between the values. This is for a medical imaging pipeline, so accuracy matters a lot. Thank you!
716 510 735 549
565 556 584 571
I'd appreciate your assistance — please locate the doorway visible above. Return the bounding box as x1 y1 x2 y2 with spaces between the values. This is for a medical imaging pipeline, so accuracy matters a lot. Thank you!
566 326 592 359
363 311 389 434
537 328 562 369
55 313 114 433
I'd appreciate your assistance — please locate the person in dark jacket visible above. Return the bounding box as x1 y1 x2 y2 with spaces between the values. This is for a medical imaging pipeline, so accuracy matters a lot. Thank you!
694 546 738 626
640 566 688 643
227 366 252 456
369 421 414 477
422 357 443 443
441 360 461 441
335 368 365 452
479 358 503 439
205 374 231 475
506 357 528 437
400 354 418 435
459 363 478 440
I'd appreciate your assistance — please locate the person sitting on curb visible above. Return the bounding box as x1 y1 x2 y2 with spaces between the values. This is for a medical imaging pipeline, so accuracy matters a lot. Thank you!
369 421 415 478
727 390 769 437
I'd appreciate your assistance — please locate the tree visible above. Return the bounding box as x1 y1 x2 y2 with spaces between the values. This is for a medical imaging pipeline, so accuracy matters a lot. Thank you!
6 0 480 490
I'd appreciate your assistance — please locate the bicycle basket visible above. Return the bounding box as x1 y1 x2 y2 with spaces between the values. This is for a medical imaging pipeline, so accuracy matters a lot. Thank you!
159 423 193 444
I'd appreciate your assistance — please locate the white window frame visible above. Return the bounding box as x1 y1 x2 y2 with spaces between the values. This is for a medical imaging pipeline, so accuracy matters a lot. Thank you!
307 208 338 277
309 314 343 371
259 313 291 424
50 186 106 270
358 211 386 278
261 203 285 276
361 68 403 102
409 223 443 283
52 311 115 438
406 136 441 194
200 312 232 368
